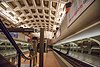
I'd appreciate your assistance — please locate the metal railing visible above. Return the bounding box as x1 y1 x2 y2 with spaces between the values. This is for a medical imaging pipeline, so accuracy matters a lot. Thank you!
0 19 32 67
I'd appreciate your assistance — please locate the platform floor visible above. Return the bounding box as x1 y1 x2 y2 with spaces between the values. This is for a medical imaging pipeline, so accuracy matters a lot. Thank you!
21 51 67 67
44 51 66 67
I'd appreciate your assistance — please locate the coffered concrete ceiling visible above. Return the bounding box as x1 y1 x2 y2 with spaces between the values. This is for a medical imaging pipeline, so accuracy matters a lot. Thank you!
0 0 67 32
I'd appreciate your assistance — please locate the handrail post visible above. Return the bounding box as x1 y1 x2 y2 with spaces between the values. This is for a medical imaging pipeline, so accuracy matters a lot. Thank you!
30 59 32 67
18 53 21 67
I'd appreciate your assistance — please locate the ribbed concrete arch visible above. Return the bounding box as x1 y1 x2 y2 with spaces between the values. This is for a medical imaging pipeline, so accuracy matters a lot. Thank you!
69 42 78 46
90 38 100 45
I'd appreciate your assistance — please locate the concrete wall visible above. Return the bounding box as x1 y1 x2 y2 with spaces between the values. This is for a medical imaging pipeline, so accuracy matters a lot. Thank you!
52 0 100 44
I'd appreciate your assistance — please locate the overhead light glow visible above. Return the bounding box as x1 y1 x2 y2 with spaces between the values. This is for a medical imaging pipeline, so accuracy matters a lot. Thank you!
1 2 9 8
53 25 57 30
32 31 54 39
0 11 18 24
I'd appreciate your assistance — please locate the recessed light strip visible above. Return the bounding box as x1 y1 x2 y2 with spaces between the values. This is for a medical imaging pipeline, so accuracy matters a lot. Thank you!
0 11 18 24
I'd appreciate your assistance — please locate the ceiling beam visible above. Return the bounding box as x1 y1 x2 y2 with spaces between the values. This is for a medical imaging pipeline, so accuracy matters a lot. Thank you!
0 28 35 32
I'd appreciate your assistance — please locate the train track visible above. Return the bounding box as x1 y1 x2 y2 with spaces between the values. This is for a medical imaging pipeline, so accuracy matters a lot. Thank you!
53 49 93 67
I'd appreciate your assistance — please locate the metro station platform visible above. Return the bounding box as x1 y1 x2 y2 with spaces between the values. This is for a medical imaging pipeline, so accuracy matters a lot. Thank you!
0 0 100 67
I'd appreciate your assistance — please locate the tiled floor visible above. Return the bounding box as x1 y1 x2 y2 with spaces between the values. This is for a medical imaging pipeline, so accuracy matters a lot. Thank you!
44 51 63 67
21 51 67 67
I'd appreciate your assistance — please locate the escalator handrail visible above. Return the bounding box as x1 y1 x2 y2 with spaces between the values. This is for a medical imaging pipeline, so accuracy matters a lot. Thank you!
0 19 31 60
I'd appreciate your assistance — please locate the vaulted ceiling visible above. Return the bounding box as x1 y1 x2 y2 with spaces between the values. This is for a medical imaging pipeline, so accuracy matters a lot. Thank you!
0 0 68 39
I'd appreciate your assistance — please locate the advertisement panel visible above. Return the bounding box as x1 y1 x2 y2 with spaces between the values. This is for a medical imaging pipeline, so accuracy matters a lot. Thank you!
67 0 95 27
0 32 18 38
10 32 18 38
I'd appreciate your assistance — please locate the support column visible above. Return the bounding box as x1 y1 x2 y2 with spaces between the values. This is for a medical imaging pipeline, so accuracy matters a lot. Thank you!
39 28 44 67
45 39 48 53
33 42 35 67
32 37 38 67
5 42 7 51
88 41 92 54
81 41 84 53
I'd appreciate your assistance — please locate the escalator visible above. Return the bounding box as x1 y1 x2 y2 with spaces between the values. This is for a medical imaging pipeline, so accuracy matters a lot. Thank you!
0 19 32 67
0 54 16 67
